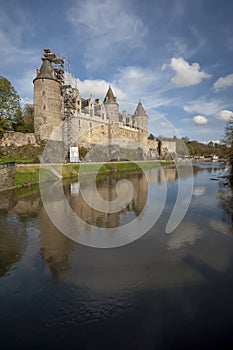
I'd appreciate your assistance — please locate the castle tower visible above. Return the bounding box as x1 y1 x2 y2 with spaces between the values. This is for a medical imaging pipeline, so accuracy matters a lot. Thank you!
33 56 63 141
134 101 148 145
103 86 119 123
134 101 148 131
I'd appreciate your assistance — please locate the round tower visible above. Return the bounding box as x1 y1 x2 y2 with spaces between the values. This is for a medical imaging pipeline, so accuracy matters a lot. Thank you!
134 101 148 145
103 86 119 123
134 101 148 131
33 56 62 142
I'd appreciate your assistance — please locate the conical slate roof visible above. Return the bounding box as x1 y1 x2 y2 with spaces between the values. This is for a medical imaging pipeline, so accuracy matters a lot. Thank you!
34 58 56 81
134 101 147 117
104 86 117 104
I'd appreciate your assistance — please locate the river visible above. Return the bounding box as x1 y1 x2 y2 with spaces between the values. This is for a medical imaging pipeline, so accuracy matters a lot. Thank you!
0 162 232 349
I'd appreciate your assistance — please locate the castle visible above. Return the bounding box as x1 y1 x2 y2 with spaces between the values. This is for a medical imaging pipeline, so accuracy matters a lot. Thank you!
32 49 174 160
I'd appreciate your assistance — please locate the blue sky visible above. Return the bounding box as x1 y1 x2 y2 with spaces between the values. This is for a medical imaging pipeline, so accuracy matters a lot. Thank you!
1 0 233 142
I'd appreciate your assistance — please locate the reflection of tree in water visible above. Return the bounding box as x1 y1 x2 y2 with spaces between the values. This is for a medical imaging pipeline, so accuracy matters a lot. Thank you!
0 216 27 277
0 188 41 278
218 177 233 226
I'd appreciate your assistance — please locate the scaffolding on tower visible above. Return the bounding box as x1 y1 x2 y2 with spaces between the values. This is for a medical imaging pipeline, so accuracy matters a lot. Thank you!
42 48 76 148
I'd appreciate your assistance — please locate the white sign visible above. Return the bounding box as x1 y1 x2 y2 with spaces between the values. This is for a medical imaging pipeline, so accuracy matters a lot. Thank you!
70 147 79 163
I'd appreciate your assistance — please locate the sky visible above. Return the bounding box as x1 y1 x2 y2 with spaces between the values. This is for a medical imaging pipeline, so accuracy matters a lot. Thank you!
1 0 233 142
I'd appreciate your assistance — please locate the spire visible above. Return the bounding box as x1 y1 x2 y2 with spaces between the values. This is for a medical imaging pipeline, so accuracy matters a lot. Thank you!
33 58 56 82
134 101 147 117
104 85 117 104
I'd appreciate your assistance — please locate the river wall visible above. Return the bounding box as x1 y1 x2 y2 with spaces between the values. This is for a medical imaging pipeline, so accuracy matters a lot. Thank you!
0 164 15 191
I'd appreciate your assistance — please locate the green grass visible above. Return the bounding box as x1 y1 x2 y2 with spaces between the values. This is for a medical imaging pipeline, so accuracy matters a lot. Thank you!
0 155 35 165
15 166 58 186
78 161 175 178
12 161 174 188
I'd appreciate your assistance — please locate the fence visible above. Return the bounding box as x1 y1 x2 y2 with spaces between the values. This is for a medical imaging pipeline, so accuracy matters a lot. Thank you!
0 162 15 169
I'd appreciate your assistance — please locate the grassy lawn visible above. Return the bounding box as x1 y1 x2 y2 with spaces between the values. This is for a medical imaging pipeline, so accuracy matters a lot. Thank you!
0 156 35 165
13 161 175 188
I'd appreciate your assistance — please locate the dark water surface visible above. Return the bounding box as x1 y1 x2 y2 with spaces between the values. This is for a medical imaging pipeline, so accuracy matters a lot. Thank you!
0 163 233 349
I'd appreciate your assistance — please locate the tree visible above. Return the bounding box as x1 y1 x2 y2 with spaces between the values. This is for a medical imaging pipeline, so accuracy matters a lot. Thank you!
23 104 34 122
14 104 34 133
223 118 233 182
224 118 233 148
0 76 22 132
181 136 189 142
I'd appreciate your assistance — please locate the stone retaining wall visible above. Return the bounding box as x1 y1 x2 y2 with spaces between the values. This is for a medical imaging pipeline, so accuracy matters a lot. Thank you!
0 165 15 191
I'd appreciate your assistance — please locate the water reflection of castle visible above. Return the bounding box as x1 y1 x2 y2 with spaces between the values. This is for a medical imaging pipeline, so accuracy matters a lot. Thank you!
0 167 178 279
39 168 178 276
67 173 148 228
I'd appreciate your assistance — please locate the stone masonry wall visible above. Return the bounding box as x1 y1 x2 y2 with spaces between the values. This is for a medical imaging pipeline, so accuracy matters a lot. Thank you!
0 132 36 147
34 78 62 141
0 166 15 191
76 122 142 148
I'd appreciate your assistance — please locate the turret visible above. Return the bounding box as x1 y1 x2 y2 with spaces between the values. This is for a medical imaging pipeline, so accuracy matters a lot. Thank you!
134 101 148 145
134 101 148 132
103 86 119 123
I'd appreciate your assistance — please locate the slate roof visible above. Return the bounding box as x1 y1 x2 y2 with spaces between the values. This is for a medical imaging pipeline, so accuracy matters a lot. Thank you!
103 86 117 104
134 101 147 117
34 58 57 81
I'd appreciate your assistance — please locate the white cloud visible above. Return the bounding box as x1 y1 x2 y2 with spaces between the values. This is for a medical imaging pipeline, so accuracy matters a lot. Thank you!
213 73 233 91
215 110 233 122
114 66 155 96
184 98 225 115
113 66 177 108
167 57 211 87
67 0 148 69
192 115 208 125
166 28 206 59
64 72 127 100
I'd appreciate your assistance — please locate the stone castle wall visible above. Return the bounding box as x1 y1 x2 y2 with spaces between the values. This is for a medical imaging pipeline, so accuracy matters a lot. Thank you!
0 132 36 147
74 121 148 149
162 140 176 154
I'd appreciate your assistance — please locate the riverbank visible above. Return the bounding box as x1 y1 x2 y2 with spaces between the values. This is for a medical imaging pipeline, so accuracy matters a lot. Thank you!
0 161 175 192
